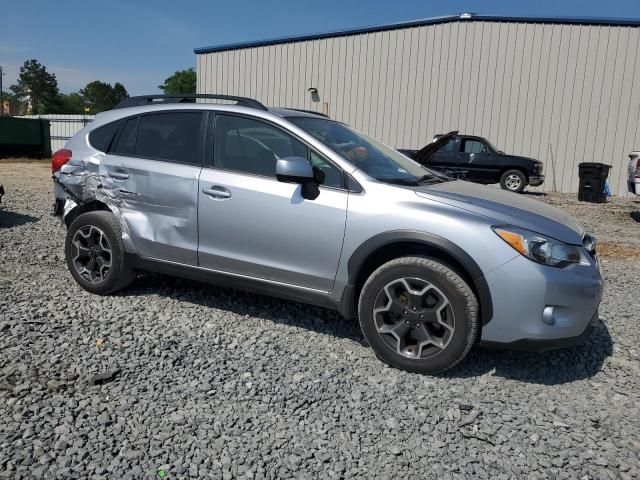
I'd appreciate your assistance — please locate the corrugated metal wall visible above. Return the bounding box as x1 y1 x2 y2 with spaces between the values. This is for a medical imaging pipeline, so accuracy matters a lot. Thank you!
17 114 95 151
197 20 640 195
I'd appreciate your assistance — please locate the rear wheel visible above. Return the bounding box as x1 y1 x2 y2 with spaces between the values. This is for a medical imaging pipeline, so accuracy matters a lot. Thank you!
65 211 136 294
358 256 479 374
500 169 527 193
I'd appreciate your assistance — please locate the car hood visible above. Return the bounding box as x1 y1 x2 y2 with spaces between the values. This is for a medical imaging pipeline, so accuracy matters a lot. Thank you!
414 180 584 244
412 130 458 163
501 154 541 164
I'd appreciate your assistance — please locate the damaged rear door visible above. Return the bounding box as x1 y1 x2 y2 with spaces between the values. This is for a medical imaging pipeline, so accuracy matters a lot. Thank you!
107 111 205 265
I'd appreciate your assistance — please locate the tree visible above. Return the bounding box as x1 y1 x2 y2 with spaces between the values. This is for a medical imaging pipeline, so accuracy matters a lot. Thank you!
58 93 85 114
79 81 128 113
9 59 60 114
158 68 196 94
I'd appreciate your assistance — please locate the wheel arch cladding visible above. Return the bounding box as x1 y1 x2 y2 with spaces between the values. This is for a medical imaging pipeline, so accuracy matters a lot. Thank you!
64 200 112 228
346 230 493 325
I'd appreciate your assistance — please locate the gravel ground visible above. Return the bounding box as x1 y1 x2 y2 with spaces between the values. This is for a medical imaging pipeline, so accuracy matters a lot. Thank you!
1 160 639 479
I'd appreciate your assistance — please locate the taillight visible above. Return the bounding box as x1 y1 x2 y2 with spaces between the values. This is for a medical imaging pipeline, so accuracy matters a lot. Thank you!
52 149 72 173
635 158 640 177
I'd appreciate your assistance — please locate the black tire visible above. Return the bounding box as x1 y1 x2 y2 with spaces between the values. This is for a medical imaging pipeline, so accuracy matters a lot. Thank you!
65 211 136 295
499 169 527 193
358 256 479 374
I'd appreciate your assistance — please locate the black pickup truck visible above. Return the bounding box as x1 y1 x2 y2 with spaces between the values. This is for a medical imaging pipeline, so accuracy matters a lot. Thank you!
398 132 545 193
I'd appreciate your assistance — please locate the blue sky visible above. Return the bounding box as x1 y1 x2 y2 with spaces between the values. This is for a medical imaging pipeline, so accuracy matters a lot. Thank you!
2 0 640 95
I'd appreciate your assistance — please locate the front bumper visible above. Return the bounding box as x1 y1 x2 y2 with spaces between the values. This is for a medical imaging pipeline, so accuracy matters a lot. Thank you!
528 175 545 187
480 309 598 351
479 252 603 349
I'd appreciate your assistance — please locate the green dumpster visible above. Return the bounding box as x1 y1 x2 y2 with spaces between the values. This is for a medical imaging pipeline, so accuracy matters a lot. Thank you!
0 117 51 158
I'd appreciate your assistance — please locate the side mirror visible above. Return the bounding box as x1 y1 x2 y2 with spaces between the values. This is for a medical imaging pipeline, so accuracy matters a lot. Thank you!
276 157 314 183
276 156 320 200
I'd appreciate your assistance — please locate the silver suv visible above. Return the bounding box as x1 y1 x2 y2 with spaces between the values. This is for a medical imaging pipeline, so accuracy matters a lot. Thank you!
52 94 604 374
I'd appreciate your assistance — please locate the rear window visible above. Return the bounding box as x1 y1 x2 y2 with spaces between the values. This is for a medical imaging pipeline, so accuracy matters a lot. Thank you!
88 121 120 152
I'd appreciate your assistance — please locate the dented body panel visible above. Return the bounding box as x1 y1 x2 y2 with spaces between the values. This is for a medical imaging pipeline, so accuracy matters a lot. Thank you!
53 102 603 351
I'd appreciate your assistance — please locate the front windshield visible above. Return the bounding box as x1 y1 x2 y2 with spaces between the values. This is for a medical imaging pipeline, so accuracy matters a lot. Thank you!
289 117 445 185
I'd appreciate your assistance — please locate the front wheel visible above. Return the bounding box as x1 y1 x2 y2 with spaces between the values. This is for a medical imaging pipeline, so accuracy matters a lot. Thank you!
358 256 479 374
500 169 527 193
65 211 136 295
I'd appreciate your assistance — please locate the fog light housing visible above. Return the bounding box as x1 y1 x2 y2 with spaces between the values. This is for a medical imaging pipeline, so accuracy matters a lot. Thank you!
542 306 556 326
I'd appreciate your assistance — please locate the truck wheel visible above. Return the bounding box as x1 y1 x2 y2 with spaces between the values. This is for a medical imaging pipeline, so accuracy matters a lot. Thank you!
500 170 527 193
65 211 136 295
358 256 479 374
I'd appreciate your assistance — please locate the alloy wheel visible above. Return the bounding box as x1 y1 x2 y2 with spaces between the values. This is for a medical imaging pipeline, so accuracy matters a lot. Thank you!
373 277 455 359
505 174 522 191
71 225 112 284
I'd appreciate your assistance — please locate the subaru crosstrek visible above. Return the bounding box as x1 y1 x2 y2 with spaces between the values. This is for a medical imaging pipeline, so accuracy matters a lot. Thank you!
52 94 604 374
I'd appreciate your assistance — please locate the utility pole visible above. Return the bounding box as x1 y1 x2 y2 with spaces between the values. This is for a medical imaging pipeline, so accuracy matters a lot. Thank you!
0 65 4 116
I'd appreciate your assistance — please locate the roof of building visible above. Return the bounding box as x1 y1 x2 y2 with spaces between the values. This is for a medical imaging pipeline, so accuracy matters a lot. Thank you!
194 13 640 54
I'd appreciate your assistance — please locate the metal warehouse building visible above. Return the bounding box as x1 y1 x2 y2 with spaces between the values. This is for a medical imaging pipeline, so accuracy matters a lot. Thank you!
195 14 640 195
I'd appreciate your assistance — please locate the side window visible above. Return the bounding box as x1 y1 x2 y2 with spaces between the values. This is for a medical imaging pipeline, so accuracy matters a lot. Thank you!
310 151 343 188
461 139 487 154
88 121 120 152
111 117 138 155
136 112 203 165
214 115 308 177
438 140 458 153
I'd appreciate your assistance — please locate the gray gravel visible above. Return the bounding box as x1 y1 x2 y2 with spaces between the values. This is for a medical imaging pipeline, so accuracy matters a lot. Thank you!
1 161 639 479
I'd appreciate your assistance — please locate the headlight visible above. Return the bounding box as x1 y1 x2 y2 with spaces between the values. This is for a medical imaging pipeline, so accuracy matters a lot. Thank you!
493 226 581 268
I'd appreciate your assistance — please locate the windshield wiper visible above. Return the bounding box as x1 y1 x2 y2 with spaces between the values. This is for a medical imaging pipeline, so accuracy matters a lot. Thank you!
416 173 450 184
376 177 420 186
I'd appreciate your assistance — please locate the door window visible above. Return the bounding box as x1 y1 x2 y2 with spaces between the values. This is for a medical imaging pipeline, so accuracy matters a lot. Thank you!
437 140 458 153
214 115 342 187
310 151 343 188
214 115 307 177
461 139 488 154
136 112 203 165
112 117 138 155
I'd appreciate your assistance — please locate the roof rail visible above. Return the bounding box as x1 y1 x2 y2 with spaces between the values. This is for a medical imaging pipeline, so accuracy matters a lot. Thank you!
113 94 268 111
285 108 330 118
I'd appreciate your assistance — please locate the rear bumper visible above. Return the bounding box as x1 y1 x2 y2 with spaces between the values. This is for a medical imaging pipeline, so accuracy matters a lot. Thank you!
529 175 545 187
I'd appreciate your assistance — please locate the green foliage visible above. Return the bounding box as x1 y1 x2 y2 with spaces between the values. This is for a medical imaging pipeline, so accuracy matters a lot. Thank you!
58 93 86 114
80 81 129 113
7 59 130 114
9 59 60 114
158 68 196 94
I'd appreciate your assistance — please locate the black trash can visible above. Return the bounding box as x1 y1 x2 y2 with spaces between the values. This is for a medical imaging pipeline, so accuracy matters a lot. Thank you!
578 162 611 203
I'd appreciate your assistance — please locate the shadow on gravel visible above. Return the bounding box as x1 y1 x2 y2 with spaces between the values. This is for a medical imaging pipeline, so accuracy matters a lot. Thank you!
0 210 39 229
121 273 367 345
630 211 640 223
524 191 547 197
121 274 613 384
448 320 613 385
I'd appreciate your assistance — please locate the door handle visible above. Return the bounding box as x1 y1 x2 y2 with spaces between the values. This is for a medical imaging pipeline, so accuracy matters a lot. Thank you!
202 186 231 199
109 171 129 180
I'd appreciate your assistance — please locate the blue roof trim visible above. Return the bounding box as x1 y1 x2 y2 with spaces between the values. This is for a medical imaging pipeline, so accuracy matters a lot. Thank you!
194 13 640 54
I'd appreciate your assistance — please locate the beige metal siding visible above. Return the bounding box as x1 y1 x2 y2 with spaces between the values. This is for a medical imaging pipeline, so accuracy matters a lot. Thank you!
197 20 640 195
